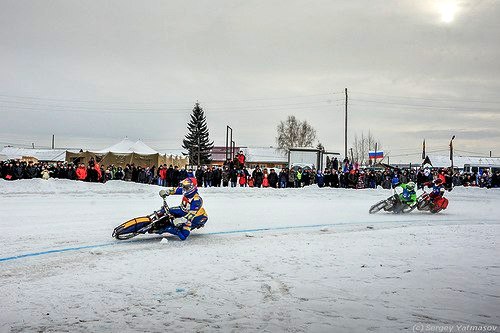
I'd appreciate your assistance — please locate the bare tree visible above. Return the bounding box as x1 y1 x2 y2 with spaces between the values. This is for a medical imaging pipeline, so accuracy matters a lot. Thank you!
352 131 381 166
276 115 317 150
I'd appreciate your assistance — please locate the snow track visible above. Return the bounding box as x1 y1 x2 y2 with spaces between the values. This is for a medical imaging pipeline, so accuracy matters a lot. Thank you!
1 179 499 332
1 218 497 263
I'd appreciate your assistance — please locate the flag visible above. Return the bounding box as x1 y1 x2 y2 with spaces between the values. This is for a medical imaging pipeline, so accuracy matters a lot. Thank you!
422 156 433 166
368 151 384 159
422 139 426 160
449 136 455 161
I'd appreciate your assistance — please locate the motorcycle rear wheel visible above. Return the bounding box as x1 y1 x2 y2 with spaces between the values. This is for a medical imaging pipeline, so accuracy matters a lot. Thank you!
112 216 152 240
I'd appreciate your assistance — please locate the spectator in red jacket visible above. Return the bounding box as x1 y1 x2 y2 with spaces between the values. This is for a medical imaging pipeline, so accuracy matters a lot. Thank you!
94 161 102 182
75 163 87 181
236 150 246 169
239 170 247 187
158 165 167 186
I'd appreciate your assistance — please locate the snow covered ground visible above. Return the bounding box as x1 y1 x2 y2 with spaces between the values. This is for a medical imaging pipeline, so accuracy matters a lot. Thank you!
0 179 499 332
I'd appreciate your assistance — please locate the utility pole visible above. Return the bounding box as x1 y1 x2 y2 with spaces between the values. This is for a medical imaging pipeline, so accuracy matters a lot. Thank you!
52 135 55 149
32 143 34 149
490 151 492 157
226 125 233 161
344 88 348 160
374 142 378 165
449 135 455 169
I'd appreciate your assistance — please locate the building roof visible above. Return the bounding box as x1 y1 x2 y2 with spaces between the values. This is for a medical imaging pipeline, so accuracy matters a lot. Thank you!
241 147 288 163
0 147 68 162
426 155 500 168
210 146 242 162
157 148 186 156
209 146 288 163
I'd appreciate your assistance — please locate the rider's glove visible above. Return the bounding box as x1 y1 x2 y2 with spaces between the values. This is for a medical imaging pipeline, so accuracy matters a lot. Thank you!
174 212 195 227
185 212 196 222
172 219 185 227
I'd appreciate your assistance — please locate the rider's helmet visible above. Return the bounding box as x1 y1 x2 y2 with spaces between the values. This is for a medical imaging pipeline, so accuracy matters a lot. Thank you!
406 181 416 191
180 178 196 196
434 178 443 186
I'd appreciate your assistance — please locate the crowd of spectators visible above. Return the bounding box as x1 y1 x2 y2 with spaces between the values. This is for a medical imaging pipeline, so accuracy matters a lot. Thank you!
1 152 499 189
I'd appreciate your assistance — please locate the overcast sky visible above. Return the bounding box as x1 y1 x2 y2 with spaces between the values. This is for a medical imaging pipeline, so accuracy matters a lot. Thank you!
1 0 499 162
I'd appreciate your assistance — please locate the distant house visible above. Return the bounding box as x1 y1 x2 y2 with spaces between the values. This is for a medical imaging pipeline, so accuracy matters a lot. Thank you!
210 146 242 165
241 147 288 168
426 155 500 173
0 146 69 163
209 146 288 168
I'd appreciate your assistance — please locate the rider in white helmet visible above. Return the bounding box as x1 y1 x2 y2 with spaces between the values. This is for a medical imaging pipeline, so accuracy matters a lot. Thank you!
399 181 417 206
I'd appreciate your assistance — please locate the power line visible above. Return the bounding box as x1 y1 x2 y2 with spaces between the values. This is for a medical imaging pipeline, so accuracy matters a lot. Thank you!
0 101 345 115
353 91 500 104
0 98 344 112
455 149 492 156
387 149 449 157
0 91 344 105
349 98 500 112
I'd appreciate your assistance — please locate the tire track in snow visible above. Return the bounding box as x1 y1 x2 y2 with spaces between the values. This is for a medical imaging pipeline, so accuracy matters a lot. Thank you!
1 218 496 263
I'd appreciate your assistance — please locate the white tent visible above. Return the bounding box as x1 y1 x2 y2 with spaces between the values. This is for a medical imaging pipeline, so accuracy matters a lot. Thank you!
93 138 158 154
66 138 188 168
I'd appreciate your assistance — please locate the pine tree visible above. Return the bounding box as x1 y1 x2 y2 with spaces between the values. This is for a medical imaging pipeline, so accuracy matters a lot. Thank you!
182 102 214 165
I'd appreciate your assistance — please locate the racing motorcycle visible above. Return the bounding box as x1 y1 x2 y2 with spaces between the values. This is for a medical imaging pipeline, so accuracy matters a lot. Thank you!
369 190 416 214
112 193 174 240
416 191 449 214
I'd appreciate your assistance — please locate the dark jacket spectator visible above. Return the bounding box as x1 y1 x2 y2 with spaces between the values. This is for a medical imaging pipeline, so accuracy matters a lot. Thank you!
230 168 238 186
331 171 340 188
252 168 264 188
492 171 500 188
222 167 230 187
124 165 133 181
172 166 180 185
115 167 124 180
67 165 76 180
24 162 39 179
166 165 174 187
268 169 278 188
212 167 222 187
13 162 24 180
195 167 204 186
